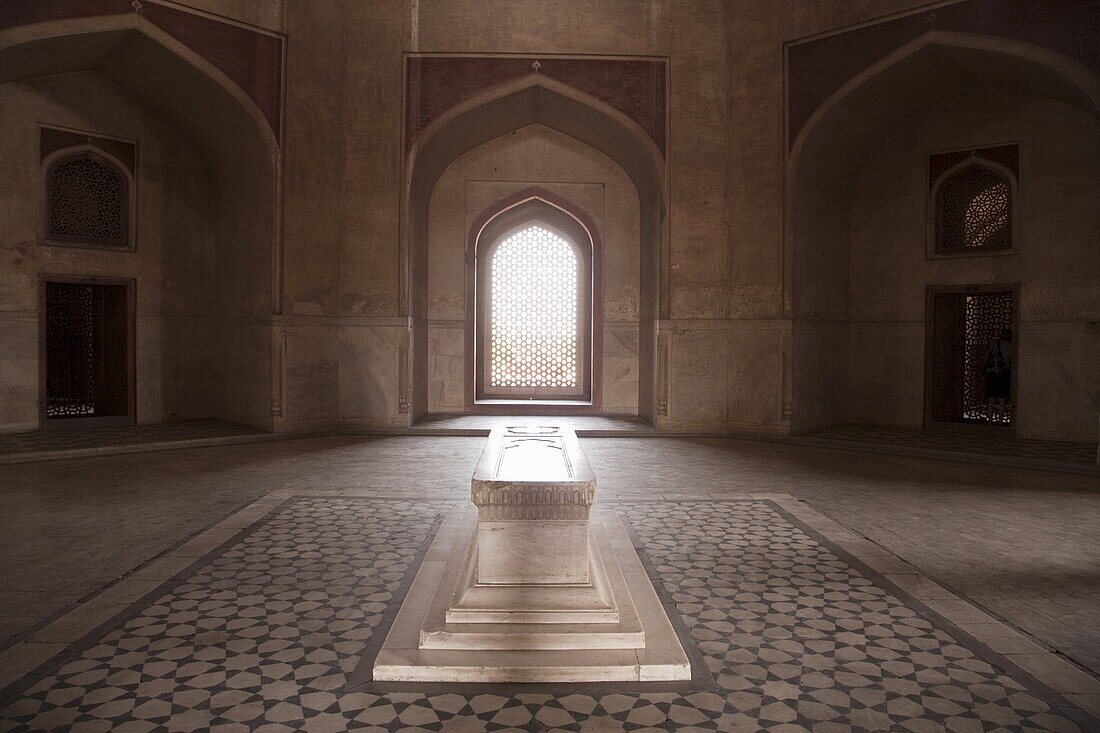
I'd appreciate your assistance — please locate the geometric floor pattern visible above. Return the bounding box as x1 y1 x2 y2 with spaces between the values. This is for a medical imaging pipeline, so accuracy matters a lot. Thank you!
0 498 1090 732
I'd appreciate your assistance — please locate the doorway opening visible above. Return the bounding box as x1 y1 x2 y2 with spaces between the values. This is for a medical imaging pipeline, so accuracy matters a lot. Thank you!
39 276 134 427
926 286 1016 428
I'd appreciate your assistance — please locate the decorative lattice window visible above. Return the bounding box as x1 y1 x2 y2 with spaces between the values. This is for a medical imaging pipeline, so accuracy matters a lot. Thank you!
474 198 593 403
41 278 132 424
929 150 1016 256
961 291 1014 424
937 166 1011 251
43 151 130 248
489 225 579 389
927 287 1014 428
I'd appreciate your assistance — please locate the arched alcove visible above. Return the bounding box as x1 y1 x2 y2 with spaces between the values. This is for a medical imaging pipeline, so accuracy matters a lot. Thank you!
40 145 136 250
405 76 667 424
787 31 1100 437
0 16 280 430
928 156 1018 256
466 192 602 411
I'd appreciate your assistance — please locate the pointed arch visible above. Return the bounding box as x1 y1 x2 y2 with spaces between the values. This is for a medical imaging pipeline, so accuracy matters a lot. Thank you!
790 30 1100 172
784 30 1100 433
0 13 282 429
466 191 603 410
0 14 279 158
927 155 1018 256
404 76 667 422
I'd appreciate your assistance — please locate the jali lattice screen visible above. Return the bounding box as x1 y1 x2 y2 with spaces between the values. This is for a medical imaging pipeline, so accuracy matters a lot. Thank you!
489 225 579 389
44 282 129 420
937 166 1011 253
962 292 1014 424
46 153 127 247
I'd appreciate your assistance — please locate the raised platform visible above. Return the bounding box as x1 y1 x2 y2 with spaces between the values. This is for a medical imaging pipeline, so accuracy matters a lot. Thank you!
2 417 1094 478
797 423 1099 474
370 504 690 682
369 424 690 683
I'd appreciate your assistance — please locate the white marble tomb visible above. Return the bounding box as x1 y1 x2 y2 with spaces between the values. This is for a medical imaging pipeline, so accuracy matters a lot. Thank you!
372 425 691 682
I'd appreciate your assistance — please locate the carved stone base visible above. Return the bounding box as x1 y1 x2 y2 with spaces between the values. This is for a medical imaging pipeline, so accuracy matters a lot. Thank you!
370 505 691 683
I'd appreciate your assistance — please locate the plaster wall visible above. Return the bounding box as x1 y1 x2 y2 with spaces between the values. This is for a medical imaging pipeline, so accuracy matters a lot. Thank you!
243 0 1099 438
848 88 1100 442
732 0 977 436
789 148 851 433
425 125 640 415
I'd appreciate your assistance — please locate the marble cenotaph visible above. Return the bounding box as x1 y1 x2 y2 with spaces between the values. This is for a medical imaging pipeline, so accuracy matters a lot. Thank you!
372 425 690 682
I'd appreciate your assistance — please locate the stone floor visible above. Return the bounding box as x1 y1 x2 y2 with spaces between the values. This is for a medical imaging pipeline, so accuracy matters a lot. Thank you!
0 420 270 464
802 424 1097 472
0 435 1097 731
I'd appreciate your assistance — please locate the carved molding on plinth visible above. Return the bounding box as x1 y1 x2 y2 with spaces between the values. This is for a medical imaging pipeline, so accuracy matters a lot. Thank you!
472 483 596 520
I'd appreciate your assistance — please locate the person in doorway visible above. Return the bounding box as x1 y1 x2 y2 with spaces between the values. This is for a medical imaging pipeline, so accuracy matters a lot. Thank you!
983 329 1012 425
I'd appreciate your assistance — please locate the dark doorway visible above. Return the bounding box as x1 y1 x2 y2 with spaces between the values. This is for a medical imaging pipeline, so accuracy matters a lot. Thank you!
39 276 134 427
926 286 1016 428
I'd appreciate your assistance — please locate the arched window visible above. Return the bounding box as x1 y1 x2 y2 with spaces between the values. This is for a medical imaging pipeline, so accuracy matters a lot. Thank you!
473 198 595 403
931 159 1015 255
42 148 132 248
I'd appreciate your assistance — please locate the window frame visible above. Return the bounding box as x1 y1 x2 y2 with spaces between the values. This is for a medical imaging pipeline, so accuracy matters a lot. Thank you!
38 274 136 429
926 154 1018 259
923 282 1020 434
466 192 603 413
39 144 137 251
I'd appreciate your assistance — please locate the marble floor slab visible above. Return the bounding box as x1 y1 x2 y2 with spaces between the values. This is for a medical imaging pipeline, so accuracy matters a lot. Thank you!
0 434 1098 726
801 424 1097 471
0 420 271 464
0 493 1096 732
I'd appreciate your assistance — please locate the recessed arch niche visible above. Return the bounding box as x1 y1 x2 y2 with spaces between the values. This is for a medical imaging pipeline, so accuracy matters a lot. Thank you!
466 190 603 410
405 76 667 424
0 15 280 429
786 30 1100 435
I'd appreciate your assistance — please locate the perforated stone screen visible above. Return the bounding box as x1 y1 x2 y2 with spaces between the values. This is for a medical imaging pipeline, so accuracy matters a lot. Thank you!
962 291 1014 424
937 166 1011 252
46 153 127 247
489 225 579 389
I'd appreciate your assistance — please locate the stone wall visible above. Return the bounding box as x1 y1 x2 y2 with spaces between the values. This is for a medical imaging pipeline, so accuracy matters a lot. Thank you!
849 88 1100 441
426 126 640 415
0 72 215 431
1 0 1096 443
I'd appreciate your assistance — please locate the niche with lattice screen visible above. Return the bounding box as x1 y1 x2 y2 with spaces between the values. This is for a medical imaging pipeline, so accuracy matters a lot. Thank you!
474 202 594 404
928 146 1017 257
40 137 135 249
40 277 134 426
926 287 1015 427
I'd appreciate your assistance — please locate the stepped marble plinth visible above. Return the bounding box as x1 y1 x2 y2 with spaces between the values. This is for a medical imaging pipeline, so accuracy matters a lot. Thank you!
372 425 690 682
